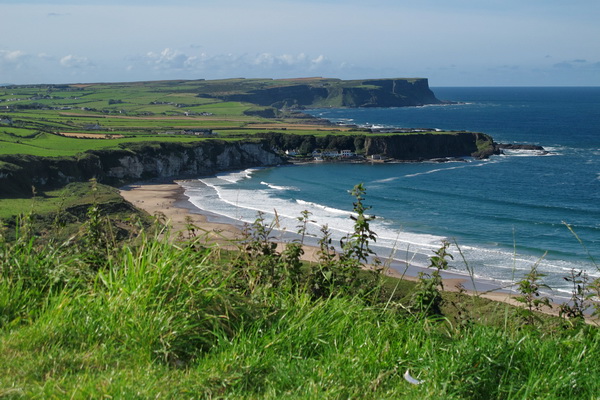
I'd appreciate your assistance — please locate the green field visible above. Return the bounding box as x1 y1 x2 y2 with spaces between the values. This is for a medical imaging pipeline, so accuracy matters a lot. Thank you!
0 80 309 157
0 78 451 160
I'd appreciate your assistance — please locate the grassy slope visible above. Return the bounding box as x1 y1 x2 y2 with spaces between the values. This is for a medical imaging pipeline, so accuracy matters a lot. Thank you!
0 206 598 398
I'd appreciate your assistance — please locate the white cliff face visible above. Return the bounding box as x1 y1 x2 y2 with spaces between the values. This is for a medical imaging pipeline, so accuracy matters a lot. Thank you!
240 142 281 165
108 156 145 179
0 141 284 195
107 142 283 180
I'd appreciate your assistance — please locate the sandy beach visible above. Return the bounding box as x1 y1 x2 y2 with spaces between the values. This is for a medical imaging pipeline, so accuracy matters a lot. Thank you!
120 181 241 245
120 181 324 263
119 180 561 314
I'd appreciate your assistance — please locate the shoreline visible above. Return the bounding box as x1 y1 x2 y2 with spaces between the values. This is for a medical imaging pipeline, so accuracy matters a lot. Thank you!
119 179 564 314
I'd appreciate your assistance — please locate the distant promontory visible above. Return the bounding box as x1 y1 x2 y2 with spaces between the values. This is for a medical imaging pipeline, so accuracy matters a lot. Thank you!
199 78 443 109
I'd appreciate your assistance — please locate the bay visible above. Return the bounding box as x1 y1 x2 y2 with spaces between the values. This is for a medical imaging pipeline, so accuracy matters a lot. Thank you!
182 87 600 295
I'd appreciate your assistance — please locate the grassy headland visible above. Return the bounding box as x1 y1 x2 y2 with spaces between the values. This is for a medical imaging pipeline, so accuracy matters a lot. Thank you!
0 78 447 158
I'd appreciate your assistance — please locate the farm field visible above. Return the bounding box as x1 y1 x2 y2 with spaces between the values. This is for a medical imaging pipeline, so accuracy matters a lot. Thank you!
0 79 390 158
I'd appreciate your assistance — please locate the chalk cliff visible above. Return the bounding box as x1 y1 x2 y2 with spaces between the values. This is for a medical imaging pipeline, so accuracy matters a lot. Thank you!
0 141 284 196
0 132 498 196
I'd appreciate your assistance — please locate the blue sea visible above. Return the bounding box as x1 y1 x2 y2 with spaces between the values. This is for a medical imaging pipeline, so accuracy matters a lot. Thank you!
181 87 600 295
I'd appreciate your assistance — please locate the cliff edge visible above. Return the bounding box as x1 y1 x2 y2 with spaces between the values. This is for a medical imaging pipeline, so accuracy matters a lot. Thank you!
202 78 442 109
0 141 284 196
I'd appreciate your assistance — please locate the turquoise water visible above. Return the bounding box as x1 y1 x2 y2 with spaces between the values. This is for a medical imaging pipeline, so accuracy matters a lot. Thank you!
182 87 600 294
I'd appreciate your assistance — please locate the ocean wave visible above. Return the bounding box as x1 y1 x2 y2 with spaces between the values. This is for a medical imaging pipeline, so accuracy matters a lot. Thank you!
502 149 552 157
403 162 489 178
215 168 259 183
260 181 299 191
541 145 570 155
295 199 352 216
450 242 600 282
182 179 452 262
372 176 400 184
181 177 597 292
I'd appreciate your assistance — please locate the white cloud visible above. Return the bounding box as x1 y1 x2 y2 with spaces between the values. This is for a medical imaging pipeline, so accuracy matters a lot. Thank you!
1 50 27 64
252 53 328 70
37 53 54 61
146 48 192 70
60 54 93 69
141 48 333 77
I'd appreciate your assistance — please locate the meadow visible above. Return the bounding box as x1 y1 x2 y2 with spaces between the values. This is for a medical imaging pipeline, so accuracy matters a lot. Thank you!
0 182 598 398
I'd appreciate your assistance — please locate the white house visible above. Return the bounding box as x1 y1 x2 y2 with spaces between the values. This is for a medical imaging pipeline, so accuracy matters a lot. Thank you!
322 150 340 157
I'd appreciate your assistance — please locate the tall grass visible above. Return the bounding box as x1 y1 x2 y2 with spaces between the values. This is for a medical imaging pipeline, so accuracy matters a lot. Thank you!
0 188 599 398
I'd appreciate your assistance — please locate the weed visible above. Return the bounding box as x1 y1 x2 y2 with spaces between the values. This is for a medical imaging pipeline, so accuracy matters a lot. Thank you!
514 258 552 326
309 224 338 298
588 278 600 319
409 241 453 317
75 180 117 269
559 269 590 326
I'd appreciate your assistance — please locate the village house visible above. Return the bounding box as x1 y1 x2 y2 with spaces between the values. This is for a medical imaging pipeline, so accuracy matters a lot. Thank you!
83 123 104 131
322 150 340 157
182 129 216 136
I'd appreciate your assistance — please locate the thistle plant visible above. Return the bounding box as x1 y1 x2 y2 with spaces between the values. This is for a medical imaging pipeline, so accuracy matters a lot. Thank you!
77 179 116 269
279 210 314 290
409 240 453 316
309 224 338 298
558 269 590 325
515 260 552 326
588 278 600 319
338 183 381 292
340 183 378 267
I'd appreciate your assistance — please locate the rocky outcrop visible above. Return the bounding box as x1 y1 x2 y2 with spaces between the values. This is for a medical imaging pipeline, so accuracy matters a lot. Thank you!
496 143 546 151
0 141 284 196
364 132 499 160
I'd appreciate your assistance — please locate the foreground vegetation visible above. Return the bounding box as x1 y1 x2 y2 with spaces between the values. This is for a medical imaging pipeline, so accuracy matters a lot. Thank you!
1 184 599 398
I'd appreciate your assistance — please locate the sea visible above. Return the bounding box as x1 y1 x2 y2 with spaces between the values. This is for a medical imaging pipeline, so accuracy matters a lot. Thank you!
180 87 600 297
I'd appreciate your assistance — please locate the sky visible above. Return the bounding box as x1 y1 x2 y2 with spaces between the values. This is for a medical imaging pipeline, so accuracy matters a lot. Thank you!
1 0 599 86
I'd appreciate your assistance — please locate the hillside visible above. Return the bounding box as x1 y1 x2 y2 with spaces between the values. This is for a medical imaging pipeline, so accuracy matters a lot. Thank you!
1 184 598 398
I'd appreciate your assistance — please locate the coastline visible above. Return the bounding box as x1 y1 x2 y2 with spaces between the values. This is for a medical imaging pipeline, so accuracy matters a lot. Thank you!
119 179 559 314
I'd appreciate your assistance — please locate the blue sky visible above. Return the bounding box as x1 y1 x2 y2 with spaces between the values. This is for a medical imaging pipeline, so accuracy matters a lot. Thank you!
1 0 599 86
